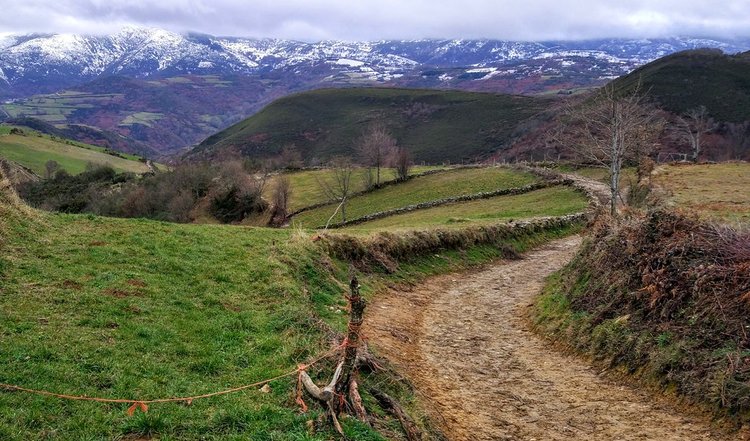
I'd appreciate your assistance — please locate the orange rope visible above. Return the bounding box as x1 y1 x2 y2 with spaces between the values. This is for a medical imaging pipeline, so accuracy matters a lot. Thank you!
0 345 343 413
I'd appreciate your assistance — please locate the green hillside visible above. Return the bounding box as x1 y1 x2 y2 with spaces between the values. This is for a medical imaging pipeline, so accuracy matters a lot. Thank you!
0 126 153 176
614 49 750 122
192 87 549 164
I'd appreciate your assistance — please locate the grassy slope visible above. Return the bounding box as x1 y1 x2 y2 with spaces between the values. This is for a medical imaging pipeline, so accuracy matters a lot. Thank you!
343 186 588 231
0 211 384 440
292 167 538 227
613 49 750 122
0 130 151 176
267 165 445 213
0 171 587 439
653 163 750 224
194 88 548 163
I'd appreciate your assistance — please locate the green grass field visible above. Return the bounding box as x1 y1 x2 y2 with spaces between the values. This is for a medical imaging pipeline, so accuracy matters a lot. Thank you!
0 209 385 440
343 186 588 231
292 167 538 227
269 165 446 212
653 162 750 224
0 171 585 439
0 133 151 176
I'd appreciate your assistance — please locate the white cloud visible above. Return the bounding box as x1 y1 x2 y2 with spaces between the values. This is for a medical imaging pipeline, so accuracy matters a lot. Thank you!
0 0 749 41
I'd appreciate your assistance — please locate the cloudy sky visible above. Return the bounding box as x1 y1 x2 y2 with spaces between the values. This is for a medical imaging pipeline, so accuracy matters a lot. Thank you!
2 0 750 41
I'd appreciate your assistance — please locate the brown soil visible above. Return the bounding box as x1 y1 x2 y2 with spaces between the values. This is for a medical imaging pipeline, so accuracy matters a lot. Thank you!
366 236 738 441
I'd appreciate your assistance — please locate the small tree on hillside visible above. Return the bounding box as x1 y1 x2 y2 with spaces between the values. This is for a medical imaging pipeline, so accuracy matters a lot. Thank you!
392 147 412 182
565 82 661 216
725 121 750 160
674 106 714 162
280 143 304 169
44 160 59 179
317 157 355 226
356 123 396 188
269 175 291 226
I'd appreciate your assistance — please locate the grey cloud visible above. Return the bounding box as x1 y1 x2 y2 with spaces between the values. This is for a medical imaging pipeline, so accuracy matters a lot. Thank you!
1 0 749 41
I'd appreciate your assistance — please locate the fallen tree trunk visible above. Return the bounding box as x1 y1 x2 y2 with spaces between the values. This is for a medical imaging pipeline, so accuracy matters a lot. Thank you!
370 387 423 441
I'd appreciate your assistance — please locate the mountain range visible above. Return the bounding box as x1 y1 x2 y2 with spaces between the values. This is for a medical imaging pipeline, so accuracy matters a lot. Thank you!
2 27 749 155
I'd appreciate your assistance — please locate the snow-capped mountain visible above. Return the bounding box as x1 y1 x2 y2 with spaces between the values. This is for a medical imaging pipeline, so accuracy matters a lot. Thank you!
1 27 749 98
2 28 749 155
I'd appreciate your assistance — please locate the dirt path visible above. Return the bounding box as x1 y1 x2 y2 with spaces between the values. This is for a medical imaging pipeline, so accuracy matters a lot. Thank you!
366 236 736 441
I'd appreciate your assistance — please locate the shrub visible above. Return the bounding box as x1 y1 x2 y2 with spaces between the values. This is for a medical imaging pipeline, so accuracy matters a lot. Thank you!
539 210 750 422
209 185 268 223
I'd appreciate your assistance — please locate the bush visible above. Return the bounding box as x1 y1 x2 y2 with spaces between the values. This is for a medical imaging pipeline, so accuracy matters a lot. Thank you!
537 210 750 423
209 185 268 223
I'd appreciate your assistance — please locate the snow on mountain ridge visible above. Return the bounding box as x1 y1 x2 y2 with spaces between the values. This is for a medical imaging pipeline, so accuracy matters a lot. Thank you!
1 27 749 98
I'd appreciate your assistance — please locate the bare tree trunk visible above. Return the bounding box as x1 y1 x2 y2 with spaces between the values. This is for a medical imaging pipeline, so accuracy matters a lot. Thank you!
609 101 620 217
334 276 366 413
299 275 367 435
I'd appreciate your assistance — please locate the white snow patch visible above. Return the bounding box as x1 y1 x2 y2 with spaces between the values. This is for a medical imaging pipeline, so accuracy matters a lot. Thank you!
198 61 214 68
334 58 365 67
465 67 496 73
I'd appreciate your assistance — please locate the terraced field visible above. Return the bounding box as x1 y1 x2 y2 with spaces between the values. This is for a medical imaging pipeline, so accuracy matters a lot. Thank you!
268 165 446 212
343 186 588 231
291 167 539 227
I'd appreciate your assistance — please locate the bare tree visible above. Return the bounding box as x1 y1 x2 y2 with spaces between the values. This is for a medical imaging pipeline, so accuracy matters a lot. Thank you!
725 121 750 160
392 147 412 182
565 82 661 216
674 106 713 162
356 123 396 187
269 175 291 226
317 157 355 225
279 143 304 169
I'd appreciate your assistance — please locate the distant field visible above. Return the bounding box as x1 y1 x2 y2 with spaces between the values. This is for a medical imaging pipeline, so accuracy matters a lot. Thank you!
267 165 447 212
2 92 124 124
343 186 587 231
654 162 750 223
0 133 151 175
291 167 538 228
120 112 163 127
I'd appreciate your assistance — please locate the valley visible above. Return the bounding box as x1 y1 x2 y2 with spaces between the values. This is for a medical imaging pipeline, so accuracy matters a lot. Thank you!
2 29 749 155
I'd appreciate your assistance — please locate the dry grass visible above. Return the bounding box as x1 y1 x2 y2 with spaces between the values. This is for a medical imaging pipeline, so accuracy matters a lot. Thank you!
653 162 750 224
535 210 750 425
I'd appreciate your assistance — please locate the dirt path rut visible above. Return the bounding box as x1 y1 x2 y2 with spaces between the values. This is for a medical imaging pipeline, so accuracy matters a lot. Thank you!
366 236 734 441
